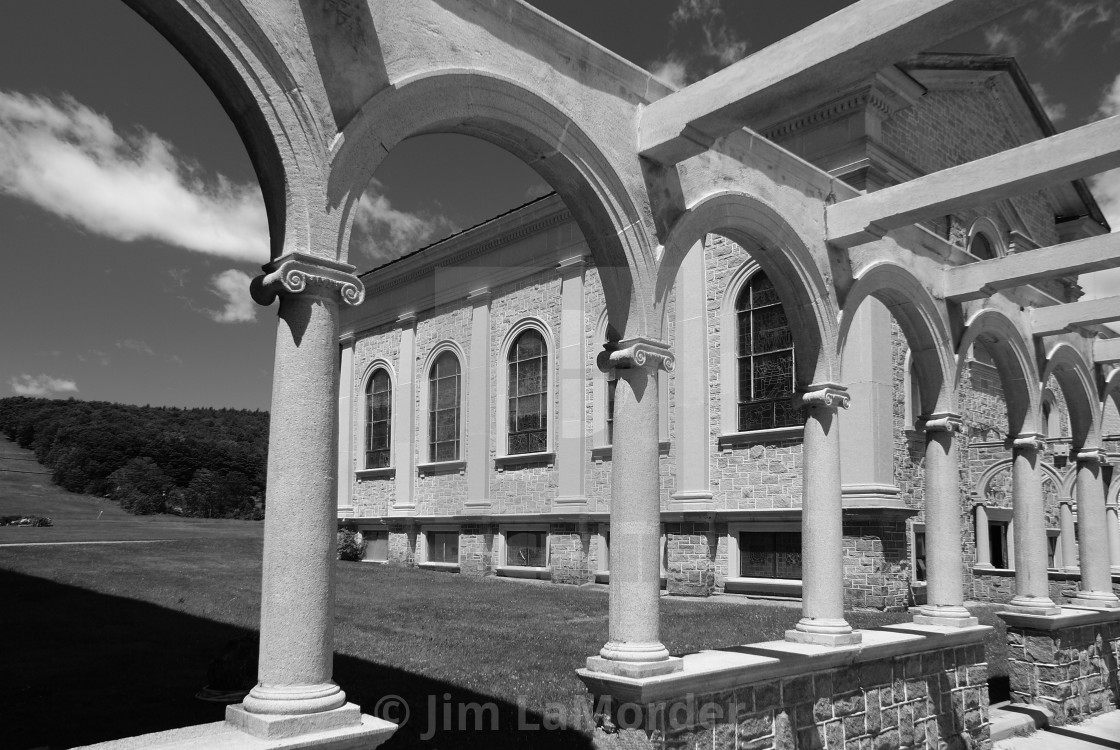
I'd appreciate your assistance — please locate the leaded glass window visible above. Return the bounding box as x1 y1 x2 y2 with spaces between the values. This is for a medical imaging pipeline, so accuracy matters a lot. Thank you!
739 531 802 579
507 530 547 567
428 351 461 462
507 329 547 455
736 271 797 431
365 369 391 469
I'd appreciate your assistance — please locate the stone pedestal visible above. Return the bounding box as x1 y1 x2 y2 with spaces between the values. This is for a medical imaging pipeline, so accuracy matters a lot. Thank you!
588 338 682 677
787 384 861 646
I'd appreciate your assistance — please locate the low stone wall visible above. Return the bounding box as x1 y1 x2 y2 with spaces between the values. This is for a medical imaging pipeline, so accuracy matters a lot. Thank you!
842 520 909 611
579 625 991 750
551 523 591 585
1001 608 1120 725
972 569 1120 605
665 522 714 596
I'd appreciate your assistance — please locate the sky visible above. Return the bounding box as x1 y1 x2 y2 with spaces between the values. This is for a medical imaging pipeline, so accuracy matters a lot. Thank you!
1 1 1118 411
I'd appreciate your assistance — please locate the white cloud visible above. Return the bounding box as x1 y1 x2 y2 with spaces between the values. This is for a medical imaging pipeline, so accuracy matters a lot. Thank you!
0 91 268 263
1079 72 1120 307
1030 84 1067 124
352 179 454 263
116 339 154 356
984 25 1023 56
648 0 750 87
10 374 78 398
206 269 257 324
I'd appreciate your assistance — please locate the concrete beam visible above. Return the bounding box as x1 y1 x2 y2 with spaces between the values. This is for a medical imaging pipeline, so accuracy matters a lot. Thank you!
1095 339 1120 364
944 233 1120 303
638 0 1034 165
827 116 1120 249
1031 297 1120 336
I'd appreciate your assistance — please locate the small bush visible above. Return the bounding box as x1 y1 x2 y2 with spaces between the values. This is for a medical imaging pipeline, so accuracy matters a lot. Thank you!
337 524 366 561
0 515 53 527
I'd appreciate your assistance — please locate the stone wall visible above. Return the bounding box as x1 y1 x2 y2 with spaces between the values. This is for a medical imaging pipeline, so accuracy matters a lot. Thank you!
1003 610 1120 725
843 520 909 611
665 522 714 596
459 523 494 577
550 523 591 585
387 524 417 566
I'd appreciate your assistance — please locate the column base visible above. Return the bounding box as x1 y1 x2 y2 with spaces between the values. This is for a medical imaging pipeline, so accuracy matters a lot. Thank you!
226 702 362 741
914 604 979 628
241 682 347 716
585 655 683 678
785 618 862 647
1006 595 1061 617
1069 590 1120 610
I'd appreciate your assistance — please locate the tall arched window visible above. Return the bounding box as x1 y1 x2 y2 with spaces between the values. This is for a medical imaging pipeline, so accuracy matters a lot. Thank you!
736 271 797 431
507 329 547 454
428 351 461 462
968 233 996 260
365 368 392 468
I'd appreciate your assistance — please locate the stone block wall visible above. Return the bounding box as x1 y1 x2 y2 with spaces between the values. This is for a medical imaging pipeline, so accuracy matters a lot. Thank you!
387 524 417 566
843 520 909 611
1004 613 1120 725
665 522 714 596
459 523 494 577
550 523 591 585
591 642 989 750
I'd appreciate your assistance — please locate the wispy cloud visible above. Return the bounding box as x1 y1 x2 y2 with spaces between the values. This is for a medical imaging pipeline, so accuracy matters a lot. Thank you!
648 0 750 88
352 178 455 264
984 25 1023 56
1031 84 1067 124
206 269 257 324
985 2 1116 57
0 91 268 263
10 374 78 398
1082 72 1120 301
115 339 154 356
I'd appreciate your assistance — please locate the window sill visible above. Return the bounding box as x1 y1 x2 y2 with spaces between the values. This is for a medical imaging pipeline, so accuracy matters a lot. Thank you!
417 460 465 476
418 561 460 573
495 451 554 469
723 577 802 596
356 467 395 479
718 426 803 449
590 441 671 462
496 565 552 580
361 559 389 564
971 566 1014 577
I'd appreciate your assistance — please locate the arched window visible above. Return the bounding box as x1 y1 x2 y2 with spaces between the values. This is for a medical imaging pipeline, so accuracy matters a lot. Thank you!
507 328 548 454
365 368 392 468
968 233 996 260
736 271 797 431
428 351 461 462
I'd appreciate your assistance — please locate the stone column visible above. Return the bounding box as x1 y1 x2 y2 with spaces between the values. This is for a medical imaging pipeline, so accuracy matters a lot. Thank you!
465 289 491 510
1069 449 1120 608
1108 504 1120 574
587 338 681 677
787 384 861 646
974 504 992 568
915 413 977 627
670 241 713 512
1059 500 1078 571
336 334 356 517
392 313 417 514
240 253 365 721
554 256 588 509
1008 434 1060 615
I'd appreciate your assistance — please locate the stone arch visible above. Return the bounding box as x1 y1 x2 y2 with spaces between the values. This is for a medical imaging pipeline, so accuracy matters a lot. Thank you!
837 261 956 416
965 216 1007 260
329 69 653 338
655 191 838 386
955 308 1041 437
975 457 1063 504
123 0 331 260
1040 342 1100 448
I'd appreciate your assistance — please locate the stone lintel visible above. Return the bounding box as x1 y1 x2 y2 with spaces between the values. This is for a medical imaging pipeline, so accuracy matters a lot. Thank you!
577 626 990 706
998 606 1120 630
667 491 715 512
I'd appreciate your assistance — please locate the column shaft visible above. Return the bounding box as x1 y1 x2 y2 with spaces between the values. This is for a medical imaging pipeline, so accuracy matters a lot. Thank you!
336 336 355 516
465 291 491 508
555 258 587 508
788 385 860 646
1107 505 1120 573
246 290 347 714
1059 501 1078 570
915 417 976 626
393 315 417 513
671 241 712 510
1008 437 1059 615
1071 452 1120 607
974 504 992 568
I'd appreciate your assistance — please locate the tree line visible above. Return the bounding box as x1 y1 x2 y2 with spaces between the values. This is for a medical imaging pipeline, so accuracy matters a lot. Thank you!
0 397 269 519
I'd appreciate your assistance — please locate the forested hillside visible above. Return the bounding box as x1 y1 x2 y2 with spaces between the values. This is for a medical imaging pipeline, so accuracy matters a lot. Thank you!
0 397 268 518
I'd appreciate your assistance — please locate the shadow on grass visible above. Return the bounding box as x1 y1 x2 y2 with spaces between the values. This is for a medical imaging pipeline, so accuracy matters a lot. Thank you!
0 570 593 749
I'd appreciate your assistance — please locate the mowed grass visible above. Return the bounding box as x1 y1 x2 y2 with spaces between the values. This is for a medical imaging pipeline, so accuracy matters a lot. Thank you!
0 435 1006 748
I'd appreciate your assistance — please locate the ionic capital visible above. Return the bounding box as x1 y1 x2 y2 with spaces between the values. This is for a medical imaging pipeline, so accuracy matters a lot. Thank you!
919 412 963 433
1073 447 1107 466
793 383 850 411
597 337 674 374
1010 433 1046 453
250 252 364 307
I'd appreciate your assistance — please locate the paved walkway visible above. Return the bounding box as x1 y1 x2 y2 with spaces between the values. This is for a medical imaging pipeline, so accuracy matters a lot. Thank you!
996 711 1120 750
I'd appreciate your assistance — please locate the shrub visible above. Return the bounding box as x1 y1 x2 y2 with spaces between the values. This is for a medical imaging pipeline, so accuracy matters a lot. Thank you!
337 524 366 561
0 515 53 527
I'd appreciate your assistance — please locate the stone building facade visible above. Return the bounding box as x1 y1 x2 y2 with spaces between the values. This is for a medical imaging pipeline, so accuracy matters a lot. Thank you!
337 54 1119 612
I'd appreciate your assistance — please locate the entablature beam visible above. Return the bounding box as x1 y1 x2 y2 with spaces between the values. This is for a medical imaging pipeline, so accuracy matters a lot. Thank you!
1031 296 1120 336
826 116 1120 249
1095 339 1120 365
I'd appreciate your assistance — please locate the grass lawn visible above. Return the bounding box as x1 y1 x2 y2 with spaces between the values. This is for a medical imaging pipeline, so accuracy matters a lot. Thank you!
0 436 1009 748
